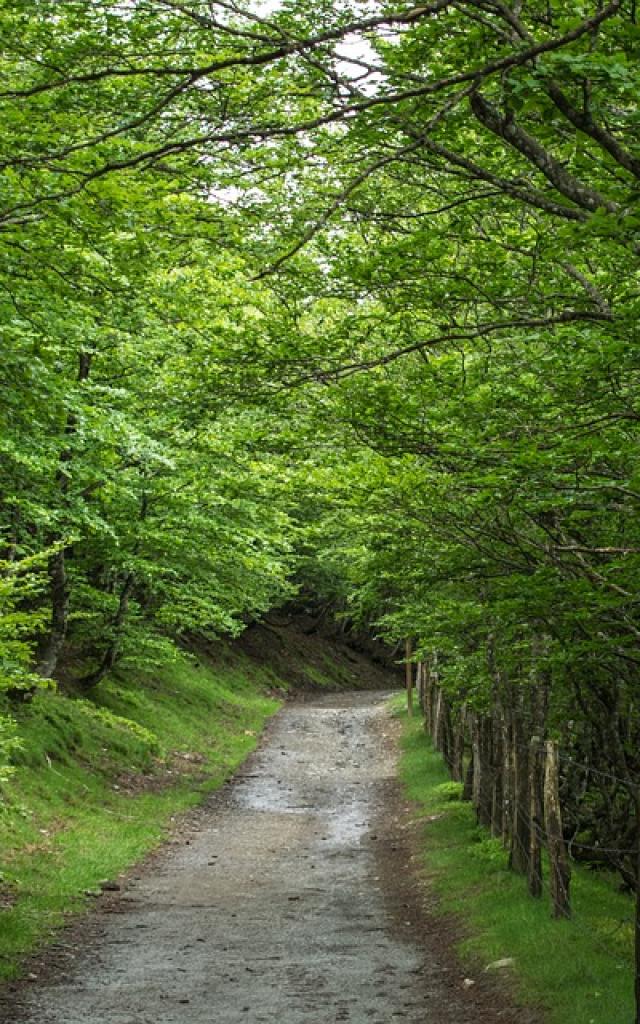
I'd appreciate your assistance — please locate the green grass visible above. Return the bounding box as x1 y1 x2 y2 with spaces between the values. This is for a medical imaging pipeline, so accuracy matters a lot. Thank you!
304 662 339 689
0 646 283 980
395 703 635 1024
303 651 377 690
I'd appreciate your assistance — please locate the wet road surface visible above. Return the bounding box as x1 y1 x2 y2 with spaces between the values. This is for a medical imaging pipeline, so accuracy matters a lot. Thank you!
4 691 531 1024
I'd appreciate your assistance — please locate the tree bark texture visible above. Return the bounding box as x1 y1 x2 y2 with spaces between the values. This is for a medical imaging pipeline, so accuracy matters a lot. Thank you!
509 712 531 874
405 637 413 718
544 739 571 918
451 703 466 783
78 571 135 690
35 547 69 678
528 736 544 898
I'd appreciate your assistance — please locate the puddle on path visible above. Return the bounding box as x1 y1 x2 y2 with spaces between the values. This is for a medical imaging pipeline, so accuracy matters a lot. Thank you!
5 689 499 1024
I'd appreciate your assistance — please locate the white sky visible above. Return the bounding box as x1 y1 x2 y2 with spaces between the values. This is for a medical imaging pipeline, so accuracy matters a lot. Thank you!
250 0 383 94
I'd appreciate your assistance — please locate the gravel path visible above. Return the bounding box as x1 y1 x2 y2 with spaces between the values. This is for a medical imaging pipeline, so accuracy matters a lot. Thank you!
3 691 536 1024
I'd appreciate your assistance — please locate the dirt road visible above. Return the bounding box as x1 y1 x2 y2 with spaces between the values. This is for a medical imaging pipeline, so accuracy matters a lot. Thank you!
4 692 533 1024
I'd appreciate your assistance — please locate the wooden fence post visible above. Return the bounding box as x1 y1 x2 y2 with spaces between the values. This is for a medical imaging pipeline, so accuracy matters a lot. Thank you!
544 739 571 918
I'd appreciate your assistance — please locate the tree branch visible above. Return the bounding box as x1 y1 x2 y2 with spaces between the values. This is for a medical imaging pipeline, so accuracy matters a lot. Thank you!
298 309 614 382
470 91 618 214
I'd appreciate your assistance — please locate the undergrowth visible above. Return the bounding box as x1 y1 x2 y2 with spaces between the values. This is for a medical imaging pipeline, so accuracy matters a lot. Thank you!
395 704 634 1024
0 646 284 980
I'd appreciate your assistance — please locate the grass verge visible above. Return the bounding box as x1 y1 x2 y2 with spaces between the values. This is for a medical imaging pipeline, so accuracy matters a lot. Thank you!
0 645 284 981
395 703 634 1024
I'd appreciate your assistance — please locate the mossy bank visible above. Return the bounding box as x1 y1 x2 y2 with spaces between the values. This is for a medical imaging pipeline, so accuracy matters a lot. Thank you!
0 640 288 982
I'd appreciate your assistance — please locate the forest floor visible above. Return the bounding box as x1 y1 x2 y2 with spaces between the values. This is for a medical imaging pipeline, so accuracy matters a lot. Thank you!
0 690 537 1024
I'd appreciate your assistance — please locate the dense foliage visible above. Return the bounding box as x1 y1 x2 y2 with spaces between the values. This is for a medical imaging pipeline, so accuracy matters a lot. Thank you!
1 0 640 1001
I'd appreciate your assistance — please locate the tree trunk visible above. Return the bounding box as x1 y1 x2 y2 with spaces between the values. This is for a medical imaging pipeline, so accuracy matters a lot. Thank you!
451 703 466 783
35 547 69 678
441 694 455 776
630 798 634 1024
432 687 443 750
527 639 550 896
509 712 530 874
78 571 135 690
544 739 571 918
463 750 474 802
528 735 544 897
490 712 505 837
405 637 413 718
501 711 513 847
471 713 482 818
423 657 434 735
472 715 493 828
479 715 494 828
485 632 504 837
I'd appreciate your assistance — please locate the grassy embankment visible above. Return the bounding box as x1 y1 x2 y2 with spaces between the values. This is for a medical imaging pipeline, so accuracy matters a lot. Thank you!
396 705 634 1024
0 643 288 981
